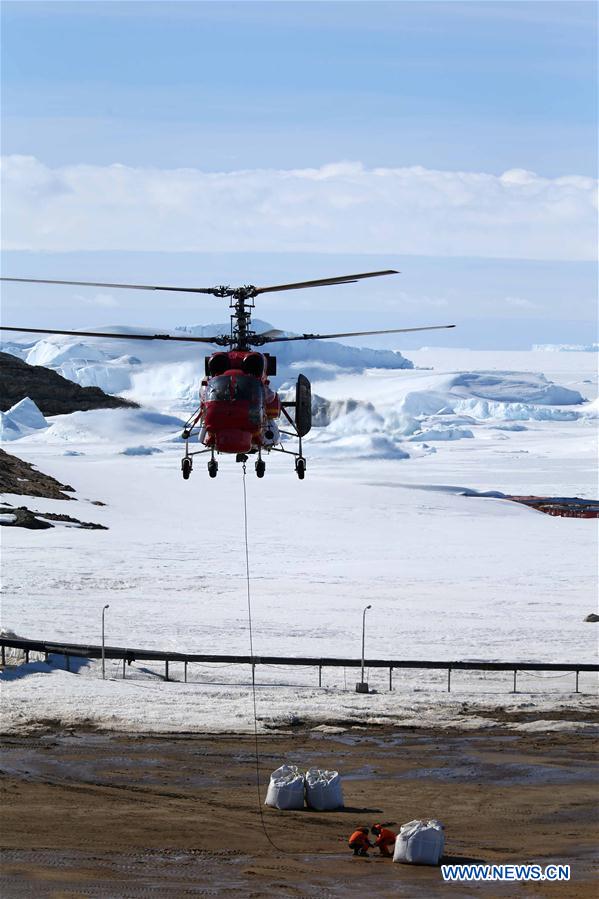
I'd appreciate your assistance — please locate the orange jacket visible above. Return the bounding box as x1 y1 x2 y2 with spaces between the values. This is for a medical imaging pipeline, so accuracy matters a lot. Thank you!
374 828 396 847
349 830 371 849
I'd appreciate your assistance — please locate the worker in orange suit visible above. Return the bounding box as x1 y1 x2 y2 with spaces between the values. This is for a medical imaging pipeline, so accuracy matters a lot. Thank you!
348 826 372 856
371 823 396 857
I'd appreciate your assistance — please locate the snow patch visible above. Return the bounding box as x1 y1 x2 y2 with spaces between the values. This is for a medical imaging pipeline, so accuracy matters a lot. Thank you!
17 408 185 446
581 397 599 419
309 432 409 459
408 426 474 442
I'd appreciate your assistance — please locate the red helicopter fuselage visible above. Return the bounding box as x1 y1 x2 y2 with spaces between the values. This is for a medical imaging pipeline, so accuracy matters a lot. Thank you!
199 350 281 454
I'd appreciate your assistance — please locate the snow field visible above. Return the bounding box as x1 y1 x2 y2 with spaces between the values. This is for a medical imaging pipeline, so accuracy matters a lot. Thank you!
1 346 597 733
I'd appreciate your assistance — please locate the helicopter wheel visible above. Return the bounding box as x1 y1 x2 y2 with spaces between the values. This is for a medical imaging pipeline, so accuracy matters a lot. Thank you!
208 460 218 478
295 458 306 480
255 459 266 478
181 457 192 480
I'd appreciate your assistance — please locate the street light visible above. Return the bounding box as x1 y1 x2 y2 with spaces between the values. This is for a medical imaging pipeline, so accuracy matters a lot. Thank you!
101 604 110 680
356 604 372 694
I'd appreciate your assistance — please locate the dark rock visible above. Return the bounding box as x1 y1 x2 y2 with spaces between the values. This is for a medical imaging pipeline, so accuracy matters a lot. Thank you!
0 506 53 529
40 511 107 529
0 449 75 499
584 613 599 623
0 504 108 530
0 351 138 415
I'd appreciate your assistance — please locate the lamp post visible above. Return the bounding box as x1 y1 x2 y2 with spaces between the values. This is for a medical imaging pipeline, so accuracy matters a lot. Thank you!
101 604 109 680
356 604 372 693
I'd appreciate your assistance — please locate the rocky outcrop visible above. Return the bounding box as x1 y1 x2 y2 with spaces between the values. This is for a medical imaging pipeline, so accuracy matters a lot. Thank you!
0 505 107 530
507 495 599 519
0 351 137 415
0 450 108 529
0 449 75 499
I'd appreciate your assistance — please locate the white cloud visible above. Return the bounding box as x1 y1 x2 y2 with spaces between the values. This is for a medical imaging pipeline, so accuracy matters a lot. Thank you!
75 292 119 308
504 295 539 310
1 156 596 261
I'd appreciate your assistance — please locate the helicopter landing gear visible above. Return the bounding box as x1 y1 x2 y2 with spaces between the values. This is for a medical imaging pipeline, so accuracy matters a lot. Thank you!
255 458 266 478
181 457 192 480
208 459 218 478
295 457 306 480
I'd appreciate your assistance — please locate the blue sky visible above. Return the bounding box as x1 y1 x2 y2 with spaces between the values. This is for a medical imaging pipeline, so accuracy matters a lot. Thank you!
3 1 597 173
1 1 597 348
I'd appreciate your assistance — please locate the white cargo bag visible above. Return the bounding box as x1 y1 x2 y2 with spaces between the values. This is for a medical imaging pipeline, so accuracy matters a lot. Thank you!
393 819 445 865
264 765 305 810
305 767 344 811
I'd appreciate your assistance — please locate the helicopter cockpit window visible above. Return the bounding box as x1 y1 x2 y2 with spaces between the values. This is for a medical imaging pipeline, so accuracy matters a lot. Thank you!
233 375 262 403
206 375 231 401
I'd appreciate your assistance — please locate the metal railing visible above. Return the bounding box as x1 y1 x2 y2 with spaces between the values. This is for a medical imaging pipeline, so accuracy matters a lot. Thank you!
2 635 597 693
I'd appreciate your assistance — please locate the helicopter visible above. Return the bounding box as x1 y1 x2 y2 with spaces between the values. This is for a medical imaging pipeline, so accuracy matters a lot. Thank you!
0 270 455 479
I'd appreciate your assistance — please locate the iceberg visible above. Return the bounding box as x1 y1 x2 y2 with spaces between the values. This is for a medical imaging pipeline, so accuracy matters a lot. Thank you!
446 371 583 406
0 413 22 441
26 340 107 367
0 398 48 441
6 323 414 410
532 343 598 352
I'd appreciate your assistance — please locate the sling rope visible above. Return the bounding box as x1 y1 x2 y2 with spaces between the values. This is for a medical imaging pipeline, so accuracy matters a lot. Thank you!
241 461 292 853
241 463 366 856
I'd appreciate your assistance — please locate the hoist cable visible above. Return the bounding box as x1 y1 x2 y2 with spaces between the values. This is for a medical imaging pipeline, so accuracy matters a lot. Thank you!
241 462 292 854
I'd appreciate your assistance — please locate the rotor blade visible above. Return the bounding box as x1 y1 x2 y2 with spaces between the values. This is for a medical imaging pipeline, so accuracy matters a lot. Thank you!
260 324 456 343
257 328 285 339
0 277 221 295
254 270 399 295
0 325 224 343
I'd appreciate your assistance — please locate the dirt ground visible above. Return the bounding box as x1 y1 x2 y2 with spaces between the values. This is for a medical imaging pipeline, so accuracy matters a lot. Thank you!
1 723 597 898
